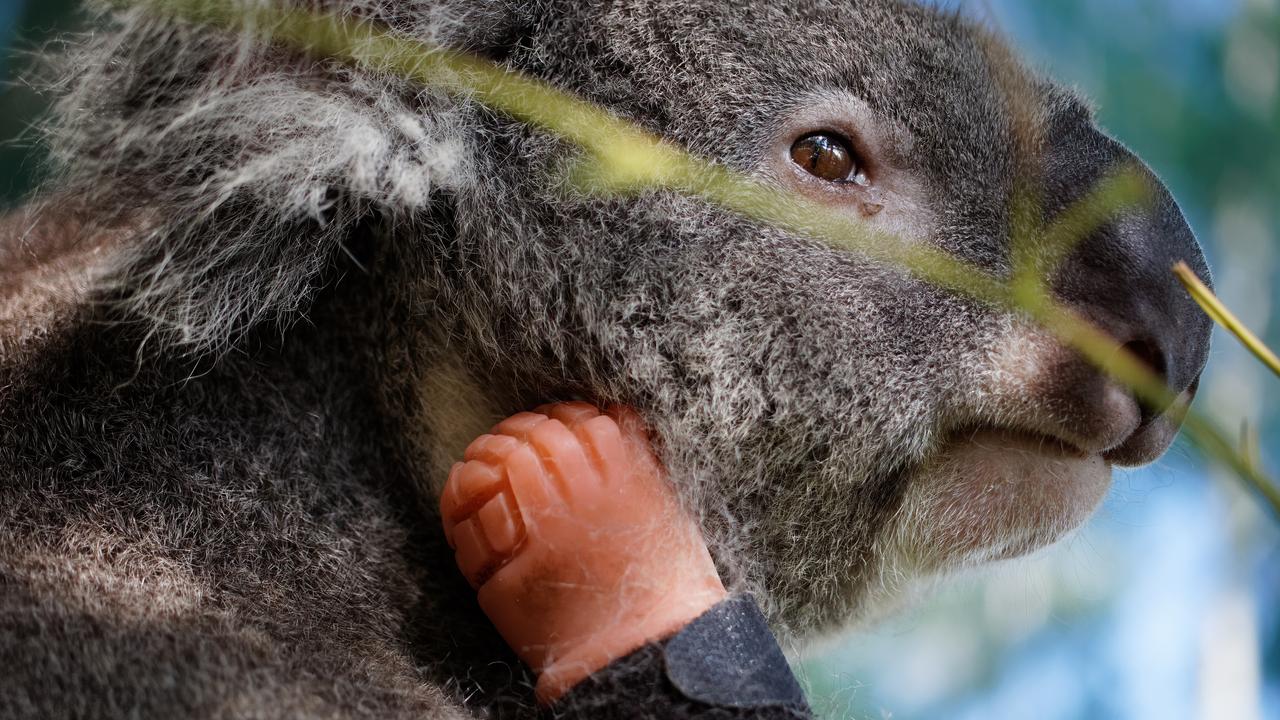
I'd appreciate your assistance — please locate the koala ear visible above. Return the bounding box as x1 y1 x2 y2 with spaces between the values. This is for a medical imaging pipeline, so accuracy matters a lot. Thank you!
42 5 482 356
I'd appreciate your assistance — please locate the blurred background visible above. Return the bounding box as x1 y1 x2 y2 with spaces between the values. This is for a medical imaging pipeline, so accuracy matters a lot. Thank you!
1 1 1276 718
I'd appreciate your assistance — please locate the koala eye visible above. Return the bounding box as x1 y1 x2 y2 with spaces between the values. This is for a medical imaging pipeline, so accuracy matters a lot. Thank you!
790 132 868 185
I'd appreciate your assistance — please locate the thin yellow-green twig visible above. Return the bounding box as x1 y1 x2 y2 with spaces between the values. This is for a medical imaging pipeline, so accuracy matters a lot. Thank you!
1174 261 1280 378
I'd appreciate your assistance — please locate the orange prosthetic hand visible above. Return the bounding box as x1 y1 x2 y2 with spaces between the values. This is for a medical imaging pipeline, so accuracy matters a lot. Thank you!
439 402 727 704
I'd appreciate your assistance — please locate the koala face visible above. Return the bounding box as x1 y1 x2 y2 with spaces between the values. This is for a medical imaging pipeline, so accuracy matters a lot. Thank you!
426 0 1213 633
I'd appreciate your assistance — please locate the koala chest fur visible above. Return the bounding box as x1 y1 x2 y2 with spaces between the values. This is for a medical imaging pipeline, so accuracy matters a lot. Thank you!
0 0 1211 718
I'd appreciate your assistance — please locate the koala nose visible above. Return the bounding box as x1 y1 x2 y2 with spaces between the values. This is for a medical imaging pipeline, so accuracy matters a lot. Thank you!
1044 120 1213 442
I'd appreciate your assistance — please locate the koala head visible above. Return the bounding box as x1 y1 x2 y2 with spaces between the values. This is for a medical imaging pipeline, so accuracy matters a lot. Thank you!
49 0 1212 637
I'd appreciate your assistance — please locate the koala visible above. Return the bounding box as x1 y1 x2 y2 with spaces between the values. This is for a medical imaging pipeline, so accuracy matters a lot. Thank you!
0 0 1212 718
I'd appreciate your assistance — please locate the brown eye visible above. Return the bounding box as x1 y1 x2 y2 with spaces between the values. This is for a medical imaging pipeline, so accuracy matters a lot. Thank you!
790 133 862 183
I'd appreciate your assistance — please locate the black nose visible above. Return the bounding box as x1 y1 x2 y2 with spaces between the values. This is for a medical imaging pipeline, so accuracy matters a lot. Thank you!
1044 119 1213 421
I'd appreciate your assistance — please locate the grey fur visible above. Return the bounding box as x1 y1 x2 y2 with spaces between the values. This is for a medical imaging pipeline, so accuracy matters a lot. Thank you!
1 1 1210 718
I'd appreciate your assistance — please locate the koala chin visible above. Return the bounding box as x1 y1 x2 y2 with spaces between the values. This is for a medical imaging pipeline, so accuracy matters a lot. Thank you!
879 320 1137 582
0 0 1214 716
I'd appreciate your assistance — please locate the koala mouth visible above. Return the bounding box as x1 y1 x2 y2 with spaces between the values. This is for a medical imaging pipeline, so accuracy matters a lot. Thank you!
936 425 1111 512
957 426 1093 461
891 425 1114 567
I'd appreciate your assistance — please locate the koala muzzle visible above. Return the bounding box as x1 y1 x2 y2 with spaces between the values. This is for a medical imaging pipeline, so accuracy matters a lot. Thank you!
1046 120 1214 466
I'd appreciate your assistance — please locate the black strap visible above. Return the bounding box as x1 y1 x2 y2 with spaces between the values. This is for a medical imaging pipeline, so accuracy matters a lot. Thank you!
547 595 813 719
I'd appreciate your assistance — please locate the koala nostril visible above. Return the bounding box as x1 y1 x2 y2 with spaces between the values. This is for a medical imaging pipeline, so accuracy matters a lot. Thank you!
1121 337 1170 421
1122 338 1167 381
